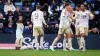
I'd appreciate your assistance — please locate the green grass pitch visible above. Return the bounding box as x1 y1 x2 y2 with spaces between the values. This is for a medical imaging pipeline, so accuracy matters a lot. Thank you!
0 49 100 56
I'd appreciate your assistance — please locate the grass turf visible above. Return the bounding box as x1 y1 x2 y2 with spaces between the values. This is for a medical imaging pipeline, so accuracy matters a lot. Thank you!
0 49 100 56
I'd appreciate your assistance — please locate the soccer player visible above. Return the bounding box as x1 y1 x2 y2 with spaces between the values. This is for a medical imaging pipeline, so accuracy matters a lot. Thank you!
31 5 47 50
78 4 94 51
15 15 24 50
50 3 73 51
66 7 76 51
74 4 82 49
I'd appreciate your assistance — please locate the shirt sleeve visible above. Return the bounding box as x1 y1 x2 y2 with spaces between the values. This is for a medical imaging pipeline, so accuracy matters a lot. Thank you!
31 13 34 24
41 12 47 25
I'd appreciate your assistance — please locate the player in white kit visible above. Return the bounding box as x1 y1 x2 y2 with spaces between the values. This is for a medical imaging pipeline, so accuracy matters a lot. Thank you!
31 5 47 50
73 4 82 49
66 7 77 51
78 4 94 51
15 15 24 50
50 3 73 51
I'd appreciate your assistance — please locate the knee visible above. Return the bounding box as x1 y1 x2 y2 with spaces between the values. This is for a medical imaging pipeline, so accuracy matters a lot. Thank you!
57 34 61 39
40 34 44 37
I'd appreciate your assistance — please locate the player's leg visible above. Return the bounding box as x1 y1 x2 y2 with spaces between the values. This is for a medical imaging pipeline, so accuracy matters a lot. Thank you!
79 27 86 51
39 27 44 49
34 27 39 50
19 37 23 47
50 28 63 51
82 27 88 51
63 34 68 51
70 30 75 51
67 28 75 51
75 27 81 49
50 34 62 51
77 35 81 49
15 37 21 50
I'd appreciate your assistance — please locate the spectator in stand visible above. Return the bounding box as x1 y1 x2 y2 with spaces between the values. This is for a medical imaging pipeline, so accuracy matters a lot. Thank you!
86 0 94 4
22 0 32 6
14 6 22 22
74 0 85 5
4 22 15 33
48 0 59 15
6 11 14 23
24 20 32 33
5 16 15 28
4 0 16 14
41 3 49 20
0 0 4 11
23 7 31 21
48 0 59 22
94 0 100 10
0 0 5 16
0 13 5 33
89 12 100 34
37 0 49 6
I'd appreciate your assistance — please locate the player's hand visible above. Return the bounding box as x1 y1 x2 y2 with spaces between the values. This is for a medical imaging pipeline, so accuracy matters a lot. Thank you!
55 24 59 28
28 24 33 30
45 25 49 28
69 14 73 18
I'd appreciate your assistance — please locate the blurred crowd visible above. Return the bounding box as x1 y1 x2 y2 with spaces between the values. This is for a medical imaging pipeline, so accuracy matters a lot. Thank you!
0 0 100 34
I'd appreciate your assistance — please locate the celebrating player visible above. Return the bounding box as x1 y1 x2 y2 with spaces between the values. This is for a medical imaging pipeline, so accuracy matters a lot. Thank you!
74 4 82 50
31 5 47 50
78 4 94 51
15 15 24 50
66 7 76 51
50 3 73 51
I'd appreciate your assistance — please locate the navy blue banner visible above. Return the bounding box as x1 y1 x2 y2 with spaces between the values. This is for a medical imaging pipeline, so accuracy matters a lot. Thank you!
0 34 100 49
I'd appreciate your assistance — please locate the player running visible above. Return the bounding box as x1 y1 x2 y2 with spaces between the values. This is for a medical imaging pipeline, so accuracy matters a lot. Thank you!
15 15 24 50
31 5 47 50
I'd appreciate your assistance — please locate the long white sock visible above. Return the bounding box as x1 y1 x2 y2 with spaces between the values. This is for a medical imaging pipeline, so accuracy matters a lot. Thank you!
63 38 67 49
83 38 86 49
51 37 59 46
40 36 44 47
80 37 84 49
68 38 72 49
35 37 38 48
77 37 80 48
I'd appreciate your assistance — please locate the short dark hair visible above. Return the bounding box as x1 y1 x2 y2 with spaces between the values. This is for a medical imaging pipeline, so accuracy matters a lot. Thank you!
36 5 41 9
76 4 81 7
81 4 86 7
64 2 71 7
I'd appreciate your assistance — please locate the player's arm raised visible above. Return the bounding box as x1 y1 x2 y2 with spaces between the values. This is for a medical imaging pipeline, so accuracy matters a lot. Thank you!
72 11 79 20
69 11 78 21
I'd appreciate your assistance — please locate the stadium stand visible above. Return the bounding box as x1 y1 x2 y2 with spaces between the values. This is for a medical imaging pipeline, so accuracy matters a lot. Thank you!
0 0 100 34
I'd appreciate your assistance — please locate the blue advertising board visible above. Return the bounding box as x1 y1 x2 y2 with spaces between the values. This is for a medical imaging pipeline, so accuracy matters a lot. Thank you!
0 34 100 49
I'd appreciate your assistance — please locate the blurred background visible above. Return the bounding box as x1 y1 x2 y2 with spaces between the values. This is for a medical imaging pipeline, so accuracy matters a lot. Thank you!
0 0 100 34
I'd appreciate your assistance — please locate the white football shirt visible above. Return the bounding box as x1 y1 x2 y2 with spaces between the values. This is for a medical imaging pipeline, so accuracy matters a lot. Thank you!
31 10 46 27
59 9 70 28
79 10 91 27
